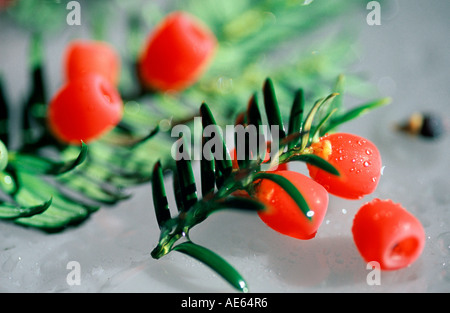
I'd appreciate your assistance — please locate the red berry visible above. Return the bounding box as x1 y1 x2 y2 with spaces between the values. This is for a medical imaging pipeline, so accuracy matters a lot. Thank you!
352 198 425 270
65 40 121 86
307 133 382 199
254 171 328 240
48 74 123 144
138 11 217 92
0 0 15 10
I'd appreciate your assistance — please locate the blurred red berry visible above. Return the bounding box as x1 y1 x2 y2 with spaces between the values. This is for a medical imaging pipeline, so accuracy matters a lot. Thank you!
0 0 16 10
307 133 382 199
48 74 123 144
65 40 121 86
352 198 425 270
138 11 217 92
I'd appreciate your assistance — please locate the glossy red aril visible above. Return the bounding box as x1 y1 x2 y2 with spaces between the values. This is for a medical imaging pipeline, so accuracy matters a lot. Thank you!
352 198 425 270
138 11 217 92
307 133 382 199
48 74 123 144
65 40 121 86
254 171 328 240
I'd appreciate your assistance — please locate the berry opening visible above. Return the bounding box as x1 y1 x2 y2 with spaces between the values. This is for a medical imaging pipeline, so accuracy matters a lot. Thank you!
100 83 112 104
389 237 419 260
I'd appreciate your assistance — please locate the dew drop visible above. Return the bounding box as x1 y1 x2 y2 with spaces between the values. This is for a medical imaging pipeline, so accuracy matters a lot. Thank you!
366 149 372 155
363 161 371 167
351 159 356 163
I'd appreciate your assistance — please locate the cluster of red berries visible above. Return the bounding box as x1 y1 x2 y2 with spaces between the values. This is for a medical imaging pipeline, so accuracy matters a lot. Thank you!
45 10 425 272
232 133 425 271
48 11 216 144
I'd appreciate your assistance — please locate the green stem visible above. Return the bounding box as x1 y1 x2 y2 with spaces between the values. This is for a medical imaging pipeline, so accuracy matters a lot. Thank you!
173 241 249 293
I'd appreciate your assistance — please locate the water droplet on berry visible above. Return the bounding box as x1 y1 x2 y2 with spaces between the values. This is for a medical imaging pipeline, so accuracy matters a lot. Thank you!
366 149 372 155
363 161 371 167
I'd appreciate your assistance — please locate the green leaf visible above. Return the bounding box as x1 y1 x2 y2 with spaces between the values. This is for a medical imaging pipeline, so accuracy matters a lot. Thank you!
285 153 339 176
287 88 305 149
57 171 131 205
175 151 198 211
152 161 171 229
173 241 249 293
244 92 264 165
332 74 345 111
200 140 216 198
200 102 233 178
311 108 338 141
252 172 312 219
322 97 391 135
247 92 262 127
120 125 159 148
213 196 265 212
263 78 286 142
12 142 88 176
300 93 338 150
0 198 51 219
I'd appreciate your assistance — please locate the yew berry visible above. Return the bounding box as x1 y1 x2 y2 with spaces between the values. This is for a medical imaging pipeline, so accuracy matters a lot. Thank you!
47 74 123 144
65 40 121 86
352 198 425 270
138 11 217 92
307 133 382 200
254 171 328 240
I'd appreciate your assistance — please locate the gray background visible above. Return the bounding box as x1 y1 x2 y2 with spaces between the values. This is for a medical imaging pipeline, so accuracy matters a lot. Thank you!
0 0 449 292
